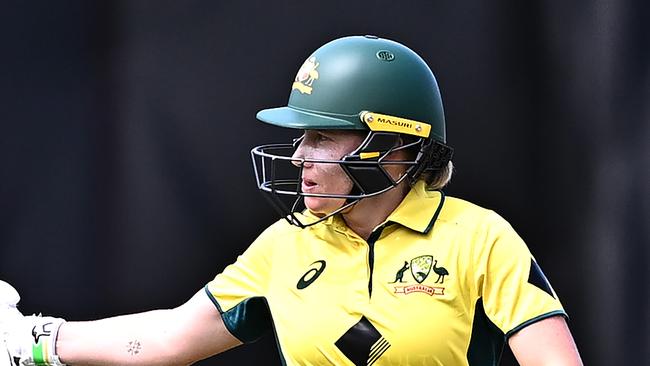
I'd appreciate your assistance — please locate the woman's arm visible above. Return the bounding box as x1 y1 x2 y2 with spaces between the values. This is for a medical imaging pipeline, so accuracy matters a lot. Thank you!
508 315 583 366
56 290 241 366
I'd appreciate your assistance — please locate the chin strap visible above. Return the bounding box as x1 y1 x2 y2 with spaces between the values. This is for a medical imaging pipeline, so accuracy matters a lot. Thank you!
285 196 361 228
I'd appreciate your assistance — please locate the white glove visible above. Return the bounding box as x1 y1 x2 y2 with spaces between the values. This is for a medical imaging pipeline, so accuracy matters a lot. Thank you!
0 280 20 366
0 281 66 366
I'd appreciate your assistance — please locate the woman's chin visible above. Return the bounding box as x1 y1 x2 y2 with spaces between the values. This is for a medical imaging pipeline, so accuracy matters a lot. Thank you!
304 197 346 216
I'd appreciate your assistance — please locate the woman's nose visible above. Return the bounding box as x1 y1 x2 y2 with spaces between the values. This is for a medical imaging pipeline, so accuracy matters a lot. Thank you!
291 143 313 168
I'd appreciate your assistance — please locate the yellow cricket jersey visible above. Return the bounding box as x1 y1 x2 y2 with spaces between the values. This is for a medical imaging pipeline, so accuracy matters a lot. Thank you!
206 181 566 365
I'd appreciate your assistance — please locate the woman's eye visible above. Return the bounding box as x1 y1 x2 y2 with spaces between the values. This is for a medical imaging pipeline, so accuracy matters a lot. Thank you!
317 133 331 142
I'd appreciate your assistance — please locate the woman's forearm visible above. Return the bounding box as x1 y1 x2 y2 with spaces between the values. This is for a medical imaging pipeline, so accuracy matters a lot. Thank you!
56 309 188 366
55 291 240 366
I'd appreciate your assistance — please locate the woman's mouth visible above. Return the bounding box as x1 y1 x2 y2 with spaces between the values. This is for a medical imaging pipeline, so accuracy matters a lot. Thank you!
301 178 317 192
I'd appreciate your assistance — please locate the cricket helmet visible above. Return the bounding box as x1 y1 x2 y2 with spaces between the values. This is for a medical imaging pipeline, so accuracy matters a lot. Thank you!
251 35 453 227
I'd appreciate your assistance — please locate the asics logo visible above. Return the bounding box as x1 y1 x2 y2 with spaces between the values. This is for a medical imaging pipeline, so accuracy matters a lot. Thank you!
297 260 326 289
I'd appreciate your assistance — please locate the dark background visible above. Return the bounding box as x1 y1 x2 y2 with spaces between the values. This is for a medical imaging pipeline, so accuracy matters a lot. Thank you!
1 1 648 365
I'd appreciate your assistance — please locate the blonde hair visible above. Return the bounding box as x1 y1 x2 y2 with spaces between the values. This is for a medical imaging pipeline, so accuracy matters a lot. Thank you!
418 160 454 190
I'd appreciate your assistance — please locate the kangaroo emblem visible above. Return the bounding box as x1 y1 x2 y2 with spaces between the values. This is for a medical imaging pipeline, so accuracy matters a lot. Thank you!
390 261 410 283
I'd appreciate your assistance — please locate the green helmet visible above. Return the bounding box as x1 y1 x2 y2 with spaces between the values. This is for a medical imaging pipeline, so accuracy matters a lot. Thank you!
257 35 447 143
252 35 453 227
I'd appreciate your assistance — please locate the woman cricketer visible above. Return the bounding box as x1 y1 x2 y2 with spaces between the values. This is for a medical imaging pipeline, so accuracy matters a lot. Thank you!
1 35 583 365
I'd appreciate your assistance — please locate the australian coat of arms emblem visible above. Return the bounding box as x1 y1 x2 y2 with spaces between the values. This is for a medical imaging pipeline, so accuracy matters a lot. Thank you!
391 255 449 296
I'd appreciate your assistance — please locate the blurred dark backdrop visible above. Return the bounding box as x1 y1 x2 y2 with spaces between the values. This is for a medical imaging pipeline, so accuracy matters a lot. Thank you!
1 1 648 365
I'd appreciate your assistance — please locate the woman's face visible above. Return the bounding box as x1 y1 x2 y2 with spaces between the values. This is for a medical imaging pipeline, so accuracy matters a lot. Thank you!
291 130 365 216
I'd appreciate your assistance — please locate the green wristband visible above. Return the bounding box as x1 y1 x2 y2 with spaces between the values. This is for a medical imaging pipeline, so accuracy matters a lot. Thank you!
32 340 46 365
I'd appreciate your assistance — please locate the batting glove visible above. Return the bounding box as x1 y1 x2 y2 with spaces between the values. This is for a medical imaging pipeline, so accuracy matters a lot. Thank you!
0 281 66 366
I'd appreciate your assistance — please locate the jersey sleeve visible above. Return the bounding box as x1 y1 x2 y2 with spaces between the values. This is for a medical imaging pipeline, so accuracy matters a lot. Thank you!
205 225 278 343
477 211 567 337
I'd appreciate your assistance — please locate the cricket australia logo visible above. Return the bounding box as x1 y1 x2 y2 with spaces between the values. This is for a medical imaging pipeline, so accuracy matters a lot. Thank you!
390 255 449 296
292 56 319 94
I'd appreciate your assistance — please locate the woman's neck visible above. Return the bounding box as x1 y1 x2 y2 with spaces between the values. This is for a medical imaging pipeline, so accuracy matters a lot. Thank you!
341 182 410 240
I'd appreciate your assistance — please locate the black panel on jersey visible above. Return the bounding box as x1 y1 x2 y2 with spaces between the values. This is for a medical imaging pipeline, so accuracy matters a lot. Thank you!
466 298 505 366
205 287 272 343
335 315 391 366
528 259 556 299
